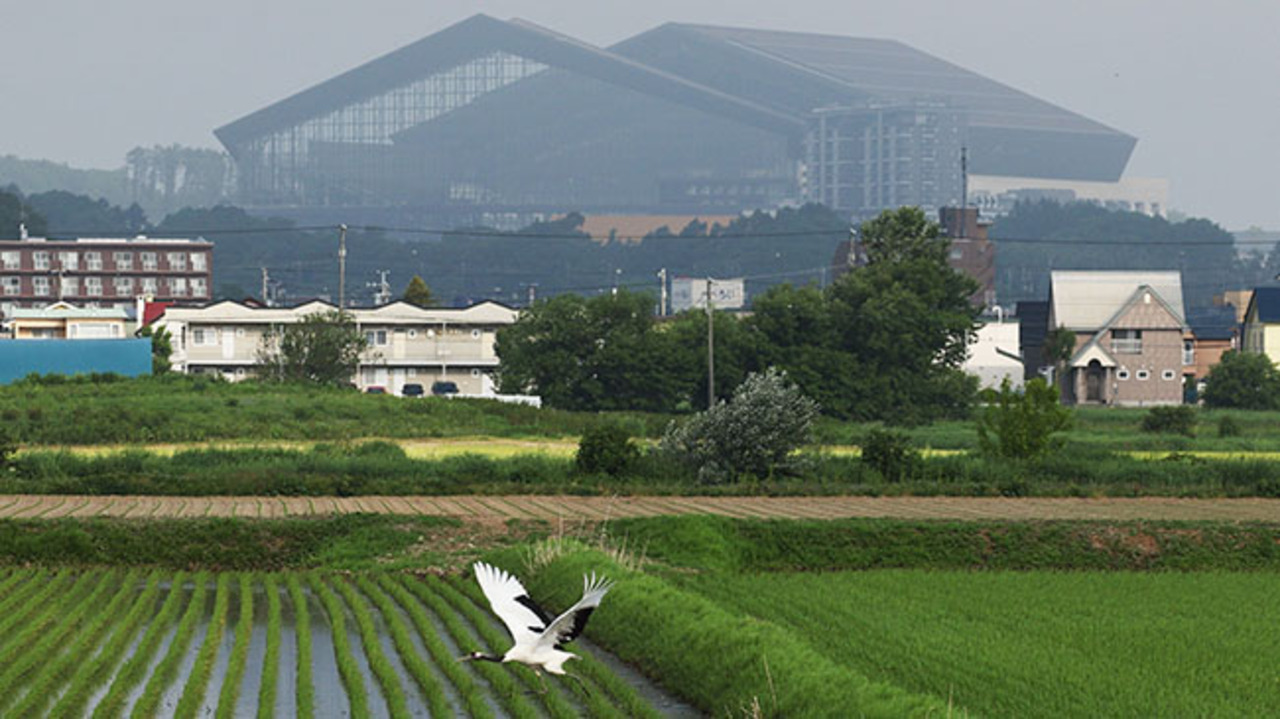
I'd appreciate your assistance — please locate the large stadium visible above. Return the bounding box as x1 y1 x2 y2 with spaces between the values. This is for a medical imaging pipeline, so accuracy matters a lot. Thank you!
215 14 1136 227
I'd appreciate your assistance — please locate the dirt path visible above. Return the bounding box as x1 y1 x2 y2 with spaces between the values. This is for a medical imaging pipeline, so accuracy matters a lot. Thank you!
2 495 1278 522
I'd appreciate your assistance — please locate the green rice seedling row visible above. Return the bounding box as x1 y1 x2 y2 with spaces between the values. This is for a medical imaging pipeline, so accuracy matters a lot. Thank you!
51 571 166 717
8 570 147 717
215 574 255 719
355 575 459 717
0 569 668 717
373 573 496 718
255 574 282 719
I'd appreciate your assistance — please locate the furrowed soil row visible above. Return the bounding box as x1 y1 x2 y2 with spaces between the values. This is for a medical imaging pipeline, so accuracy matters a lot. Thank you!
6 495 1277 522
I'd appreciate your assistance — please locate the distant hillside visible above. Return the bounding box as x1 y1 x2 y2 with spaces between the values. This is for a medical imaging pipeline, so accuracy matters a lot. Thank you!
0 155 128 206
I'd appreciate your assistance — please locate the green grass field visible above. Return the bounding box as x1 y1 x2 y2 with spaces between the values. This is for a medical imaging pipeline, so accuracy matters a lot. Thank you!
681 570 1280 717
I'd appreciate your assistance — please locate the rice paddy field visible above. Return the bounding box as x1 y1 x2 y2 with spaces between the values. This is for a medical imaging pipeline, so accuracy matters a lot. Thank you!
678 570 1280 717
0 568 680 718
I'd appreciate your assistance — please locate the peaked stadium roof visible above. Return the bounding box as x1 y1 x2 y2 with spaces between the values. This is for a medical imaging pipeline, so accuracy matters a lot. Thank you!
215 14 801 154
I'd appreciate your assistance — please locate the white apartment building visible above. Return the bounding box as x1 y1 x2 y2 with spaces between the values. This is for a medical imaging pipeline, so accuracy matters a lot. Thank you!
156 299 518 394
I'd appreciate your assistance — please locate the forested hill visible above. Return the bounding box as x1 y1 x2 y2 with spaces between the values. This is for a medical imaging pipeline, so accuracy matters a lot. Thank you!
991 201 1244 309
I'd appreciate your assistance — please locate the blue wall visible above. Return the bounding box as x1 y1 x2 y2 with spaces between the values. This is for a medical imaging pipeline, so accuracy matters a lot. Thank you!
0 339 152 383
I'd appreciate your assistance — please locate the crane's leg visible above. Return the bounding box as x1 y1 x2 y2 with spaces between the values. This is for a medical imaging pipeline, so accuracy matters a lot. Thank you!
535 669 548 695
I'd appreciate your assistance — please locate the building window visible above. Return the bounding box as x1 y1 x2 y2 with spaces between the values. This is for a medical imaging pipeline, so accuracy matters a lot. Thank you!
471 329 482 339
141 252 158 271
85 277 103 296
0 251 18 270
192 328 218 346
33 251 49 270
113 251 133 270
85 252 103 271
407 367 417 377
59 251 78 270
408 329 417 339
190 278 207 297
61 276 79 296
1112 329 1142 354
365 329 388 346
171 277 188 296
1117 369 1130 381
167 252 187 271
114 277 134 296
1136 369 1150 381
33 276 50 296
1183 340 1194 366
1162 369 1177 381
142 277 158 294
1 277 18 296
470 368 482 378
191 253 207 272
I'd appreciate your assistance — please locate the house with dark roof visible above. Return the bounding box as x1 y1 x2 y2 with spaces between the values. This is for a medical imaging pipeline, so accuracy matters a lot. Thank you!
1241 287 1280 366
1048 271 1188 406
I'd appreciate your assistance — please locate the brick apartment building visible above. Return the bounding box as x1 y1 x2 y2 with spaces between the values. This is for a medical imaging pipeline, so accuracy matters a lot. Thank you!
0 235 213 314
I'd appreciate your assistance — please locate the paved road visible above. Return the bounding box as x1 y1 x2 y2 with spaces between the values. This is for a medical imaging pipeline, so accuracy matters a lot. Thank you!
1 495 1278 522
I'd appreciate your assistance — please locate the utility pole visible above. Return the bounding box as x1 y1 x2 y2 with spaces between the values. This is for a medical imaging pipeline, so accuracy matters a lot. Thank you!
337 224 348 309
527 283 537 307
960 146 969 211
657 268 667 316
260 267 270 306
706 276 715 408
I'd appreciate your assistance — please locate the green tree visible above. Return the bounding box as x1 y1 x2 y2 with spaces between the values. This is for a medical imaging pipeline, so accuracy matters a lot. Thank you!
496 290 690 411
138 324 173 374
747 206 980 423
661 367 819 483
0 187 48 239
256 310 368 386
1201 351 1280 410
1042 326 1076 394
402 275 436 308
977 378 1073 458
664 308 760 409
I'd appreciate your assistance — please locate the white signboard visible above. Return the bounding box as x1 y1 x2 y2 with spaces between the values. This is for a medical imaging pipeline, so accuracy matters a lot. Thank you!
671 277 745 312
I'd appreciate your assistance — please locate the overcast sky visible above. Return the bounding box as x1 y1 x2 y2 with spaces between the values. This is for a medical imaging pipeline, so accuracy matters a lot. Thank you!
3 0 1276 229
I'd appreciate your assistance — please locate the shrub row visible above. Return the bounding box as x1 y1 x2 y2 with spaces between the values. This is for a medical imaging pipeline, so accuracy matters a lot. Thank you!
604 515 1280 572
5 442 1280 497
0 515 456 569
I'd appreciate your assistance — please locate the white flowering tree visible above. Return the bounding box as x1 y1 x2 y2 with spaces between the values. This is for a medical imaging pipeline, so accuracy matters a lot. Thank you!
661 367 819 483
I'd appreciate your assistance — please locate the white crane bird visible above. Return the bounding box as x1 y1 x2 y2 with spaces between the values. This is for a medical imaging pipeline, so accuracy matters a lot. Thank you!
461 561 614 684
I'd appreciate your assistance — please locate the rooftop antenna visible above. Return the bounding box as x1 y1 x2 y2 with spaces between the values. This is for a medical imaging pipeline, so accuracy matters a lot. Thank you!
960 146 969 212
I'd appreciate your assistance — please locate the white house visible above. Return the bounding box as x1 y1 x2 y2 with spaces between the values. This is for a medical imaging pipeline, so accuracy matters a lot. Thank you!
156 299 518 395
963 318 1024 391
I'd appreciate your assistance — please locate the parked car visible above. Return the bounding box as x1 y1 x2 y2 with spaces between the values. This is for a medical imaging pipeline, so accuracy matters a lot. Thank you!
364 385 387 395
402 383 425 398
431 380 459 396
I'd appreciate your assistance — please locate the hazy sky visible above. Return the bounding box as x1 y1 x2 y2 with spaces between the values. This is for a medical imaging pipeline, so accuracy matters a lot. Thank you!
3 0 1277 229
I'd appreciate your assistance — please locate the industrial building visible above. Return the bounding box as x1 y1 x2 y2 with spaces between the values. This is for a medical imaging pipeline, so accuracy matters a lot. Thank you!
216 14 1136 227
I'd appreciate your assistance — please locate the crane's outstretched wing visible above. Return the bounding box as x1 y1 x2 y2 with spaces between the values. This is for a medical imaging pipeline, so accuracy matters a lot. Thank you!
473 561 553 647
536 571 614 651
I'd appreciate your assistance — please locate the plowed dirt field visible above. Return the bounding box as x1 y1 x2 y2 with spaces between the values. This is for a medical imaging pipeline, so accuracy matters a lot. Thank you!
1 495 1277 522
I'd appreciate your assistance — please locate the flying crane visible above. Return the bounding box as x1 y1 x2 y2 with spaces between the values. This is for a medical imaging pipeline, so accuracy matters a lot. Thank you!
461 561 614 686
